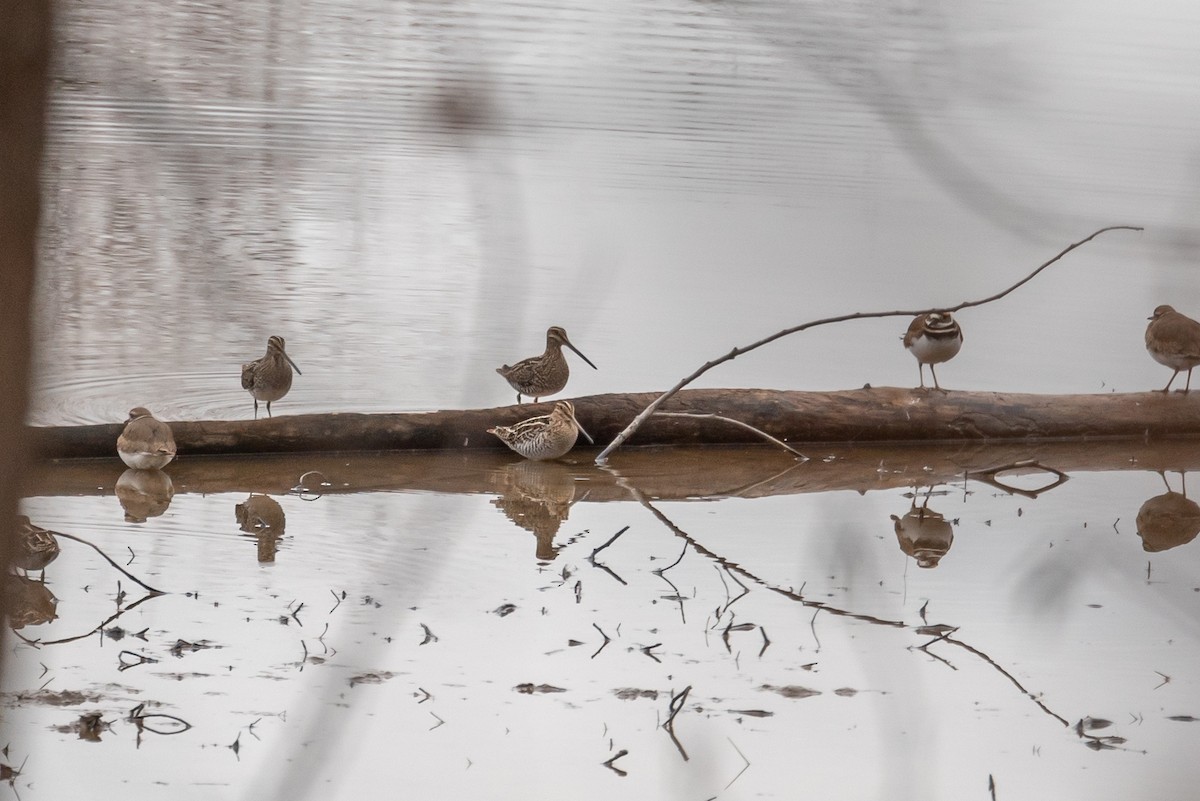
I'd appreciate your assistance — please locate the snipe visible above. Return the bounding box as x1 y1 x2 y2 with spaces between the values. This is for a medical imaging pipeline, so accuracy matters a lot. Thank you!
497 326 597 403
13 516 61 577
488 400 593 461
242 335 302 418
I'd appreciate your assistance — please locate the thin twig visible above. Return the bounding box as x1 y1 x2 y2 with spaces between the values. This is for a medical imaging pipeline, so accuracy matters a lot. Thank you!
651 412 809 459
588 526 630 562
52 531 165 594
594 225 1141 462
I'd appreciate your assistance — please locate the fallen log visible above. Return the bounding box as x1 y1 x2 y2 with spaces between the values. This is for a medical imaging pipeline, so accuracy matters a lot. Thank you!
26 387 1200 461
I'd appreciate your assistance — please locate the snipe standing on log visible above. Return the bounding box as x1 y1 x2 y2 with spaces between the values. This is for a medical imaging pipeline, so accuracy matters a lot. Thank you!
242 335 302 418
117 407 177 470
903 312 963 391
1145 305 1200 393
488 400 594 461
496 326 597 403
13 516 61 578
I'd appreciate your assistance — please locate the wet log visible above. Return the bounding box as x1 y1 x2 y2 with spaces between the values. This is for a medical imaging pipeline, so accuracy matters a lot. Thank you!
27 387 1200 461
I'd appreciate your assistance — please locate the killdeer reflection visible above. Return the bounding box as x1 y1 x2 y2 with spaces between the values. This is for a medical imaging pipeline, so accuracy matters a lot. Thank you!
903 312 963 391
1145 305 1200 393
116 407 177 470
241 335 302 418
496 326 597 404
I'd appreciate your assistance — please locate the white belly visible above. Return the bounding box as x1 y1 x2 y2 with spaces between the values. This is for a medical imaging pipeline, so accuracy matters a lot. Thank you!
908 333 962 365
119 450 174 470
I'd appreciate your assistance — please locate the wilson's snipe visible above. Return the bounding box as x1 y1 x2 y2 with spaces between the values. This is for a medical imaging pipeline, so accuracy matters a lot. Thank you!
496 326 597 403
903 312 963 391
488 400 593 461
242 335 302 418
13 516 61 577
1145 305 1200 393
117 407 177 470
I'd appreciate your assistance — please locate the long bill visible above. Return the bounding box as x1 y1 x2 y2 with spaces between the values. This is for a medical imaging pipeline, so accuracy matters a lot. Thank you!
564 339 598 370
284 353 303 375
569 408 594 444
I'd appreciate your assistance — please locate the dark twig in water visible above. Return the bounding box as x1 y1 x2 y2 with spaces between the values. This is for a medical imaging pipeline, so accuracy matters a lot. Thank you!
989 774 997 801
129 702 192 735
654 542 689 576
595 225 1142 462
966 460 1069 498
589 526 629 562
602 749 629 776
52 531 165 595
420 624 438 645
117 650 159 671
663 685 692 761
759 627 771 658
651 412 809 460
591 623 612 659
587 526 631 586
724 737 751 790
640 643 662 663
329 590 343 613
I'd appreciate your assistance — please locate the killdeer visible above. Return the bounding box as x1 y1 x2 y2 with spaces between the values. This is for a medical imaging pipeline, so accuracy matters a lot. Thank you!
497 326 597 404
488 400 594 461
116 407 177 470
241 335 302 418
1145 305 1200 393
903 312 963 391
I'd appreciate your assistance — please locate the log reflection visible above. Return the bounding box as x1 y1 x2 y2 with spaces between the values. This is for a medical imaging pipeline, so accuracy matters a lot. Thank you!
23 439 1200 505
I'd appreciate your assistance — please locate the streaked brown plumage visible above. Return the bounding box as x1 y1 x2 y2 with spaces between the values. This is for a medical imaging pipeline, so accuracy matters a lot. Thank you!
1145 305 1200 393
13 516 61 576
488 401 593 461
116 407 177 470
902 312 963 391
496 326 597 403
241 335 302 418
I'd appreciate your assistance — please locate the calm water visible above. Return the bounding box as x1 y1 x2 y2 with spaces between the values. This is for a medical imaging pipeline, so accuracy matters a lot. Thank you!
15 0 1200 798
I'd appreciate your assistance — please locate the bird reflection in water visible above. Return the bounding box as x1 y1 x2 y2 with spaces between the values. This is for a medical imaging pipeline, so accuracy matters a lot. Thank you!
1136 472 1200 553
891 491 955 568
4 574 58 629
116 469 175 523
490 461 579 560
235 494 287 563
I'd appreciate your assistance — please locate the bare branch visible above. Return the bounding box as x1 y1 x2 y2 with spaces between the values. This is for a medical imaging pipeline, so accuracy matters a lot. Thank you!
595 225 1142 462
652 412 809 460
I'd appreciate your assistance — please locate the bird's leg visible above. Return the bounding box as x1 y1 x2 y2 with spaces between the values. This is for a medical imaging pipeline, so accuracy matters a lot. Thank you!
253 398 259 419
516 393 522 404
916 364 927 390
1163 370 1180 393
1186 368 1194 394
267 401 273 418
930 364 945 392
